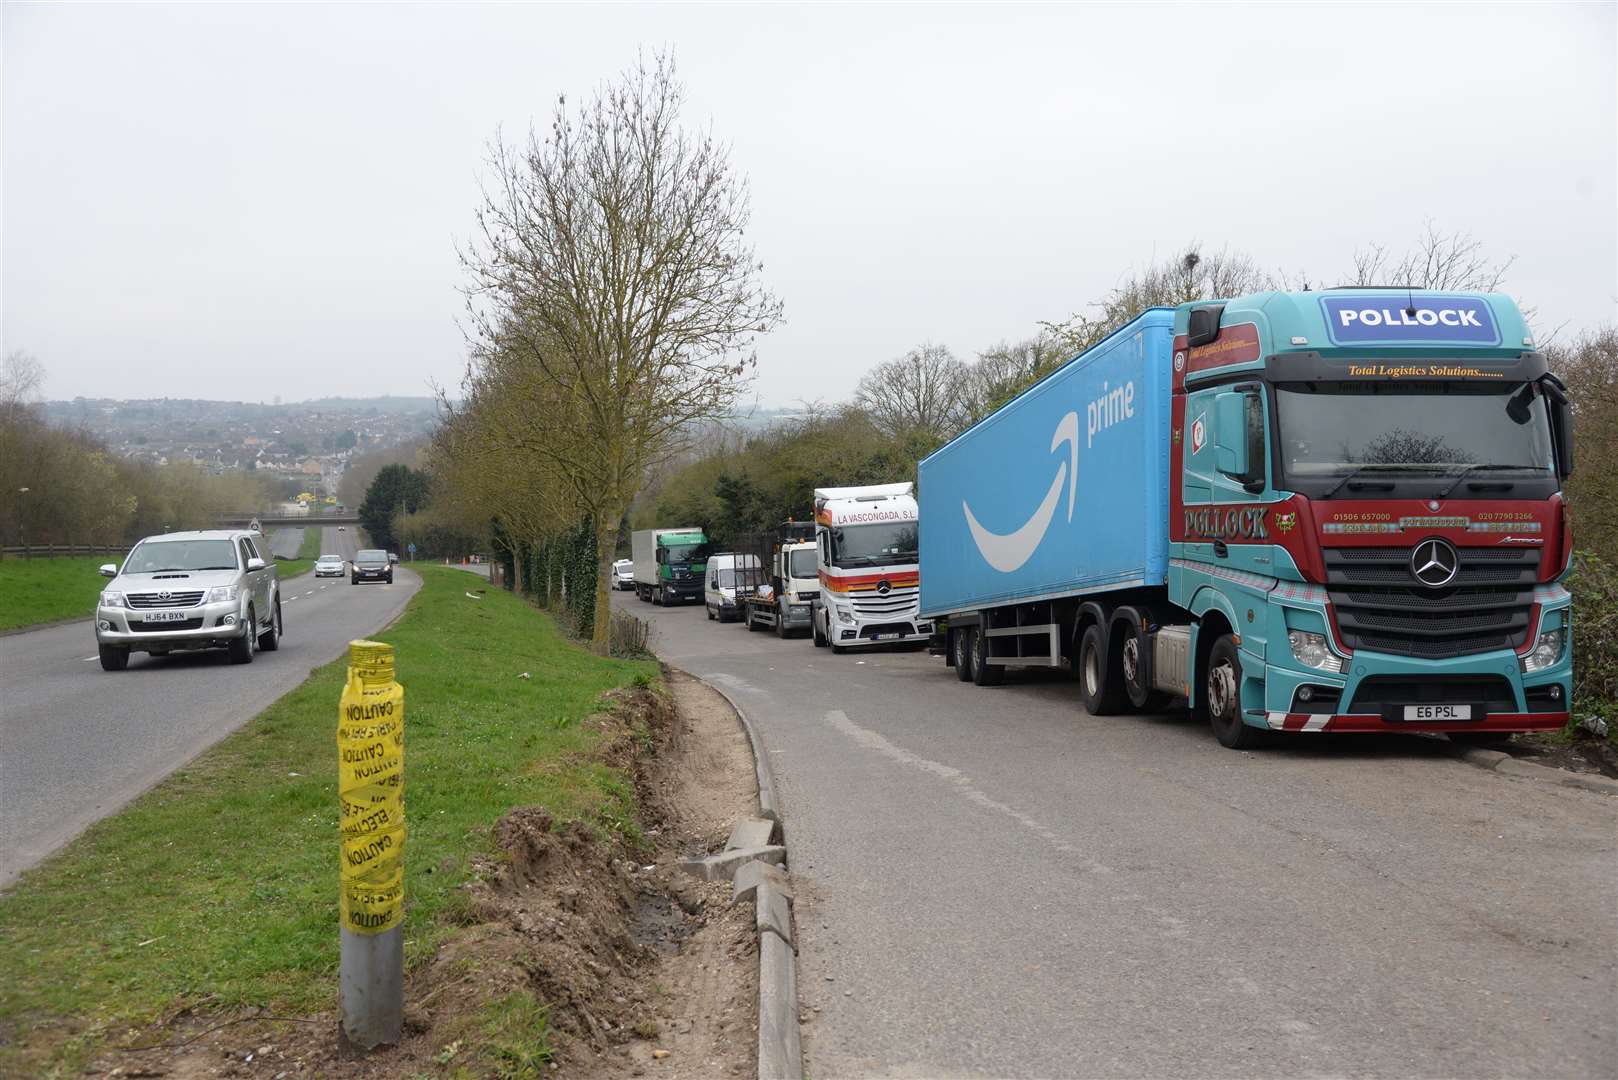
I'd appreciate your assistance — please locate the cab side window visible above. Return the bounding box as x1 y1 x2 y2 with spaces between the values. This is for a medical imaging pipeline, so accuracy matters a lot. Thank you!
238 539 254 568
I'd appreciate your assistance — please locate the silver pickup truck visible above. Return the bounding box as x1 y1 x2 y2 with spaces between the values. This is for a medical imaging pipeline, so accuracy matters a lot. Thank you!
94 529 282 671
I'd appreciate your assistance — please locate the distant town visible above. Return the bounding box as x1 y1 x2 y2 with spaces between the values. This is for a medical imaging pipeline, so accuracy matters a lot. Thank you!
39 395 441 503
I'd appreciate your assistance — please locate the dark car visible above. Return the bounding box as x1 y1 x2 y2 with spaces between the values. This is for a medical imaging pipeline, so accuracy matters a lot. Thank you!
352 549 393 585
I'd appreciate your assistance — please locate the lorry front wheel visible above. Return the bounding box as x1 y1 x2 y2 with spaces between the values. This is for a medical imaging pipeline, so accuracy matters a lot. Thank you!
1078 625 1126 715
812 612 827 648
1205 635 1264 749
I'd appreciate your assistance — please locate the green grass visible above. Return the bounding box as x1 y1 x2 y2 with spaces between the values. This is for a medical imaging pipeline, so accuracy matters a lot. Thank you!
270 525 325 581
0 555 120 631
0 566 656 1074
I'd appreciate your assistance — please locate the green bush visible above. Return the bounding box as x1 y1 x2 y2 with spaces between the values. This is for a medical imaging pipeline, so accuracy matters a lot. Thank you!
1569 549 1618 730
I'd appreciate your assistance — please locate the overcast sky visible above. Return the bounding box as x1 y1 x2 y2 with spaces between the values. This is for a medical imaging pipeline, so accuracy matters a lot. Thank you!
4 3 1614 408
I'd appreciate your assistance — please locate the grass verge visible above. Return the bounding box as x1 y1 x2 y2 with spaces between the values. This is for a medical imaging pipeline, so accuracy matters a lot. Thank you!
270 525 325 581
0 565 656 1075
0 554 120 632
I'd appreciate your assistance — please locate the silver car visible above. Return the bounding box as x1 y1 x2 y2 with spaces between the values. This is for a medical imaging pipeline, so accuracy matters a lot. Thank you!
94 529 282 671
314 554 346 577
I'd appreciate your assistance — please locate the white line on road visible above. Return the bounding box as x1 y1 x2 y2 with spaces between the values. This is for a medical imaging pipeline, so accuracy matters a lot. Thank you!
80 656 98 662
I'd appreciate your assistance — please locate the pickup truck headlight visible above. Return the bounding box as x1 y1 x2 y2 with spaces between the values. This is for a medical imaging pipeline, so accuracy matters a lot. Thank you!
1287 630 1345 674
1520 629 1565 674
206 585 239 603
100 590 126 609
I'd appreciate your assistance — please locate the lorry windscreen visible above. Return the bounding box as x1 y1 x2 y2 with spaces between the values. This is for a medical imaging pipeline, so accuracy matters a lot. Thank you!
788 548 817 579
1273 380 1555 496
663 542 711 563
830 522 918 567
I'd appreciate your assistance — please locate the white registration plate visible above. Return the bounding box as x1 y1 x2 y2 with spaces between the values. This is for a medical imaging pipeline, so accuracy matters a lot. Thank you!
873 632 897 641
1404 704 1471 721
143 610 189 623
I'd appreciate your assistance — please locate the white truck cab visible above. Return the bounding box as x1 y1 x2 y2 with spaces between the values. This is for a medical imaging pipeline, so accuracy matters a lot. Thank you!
810 483 931 652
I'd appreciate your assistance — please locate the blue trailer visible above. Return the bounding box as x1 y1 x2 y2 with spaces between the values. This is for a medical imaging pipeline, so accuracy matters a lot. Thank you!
919 291 1576 750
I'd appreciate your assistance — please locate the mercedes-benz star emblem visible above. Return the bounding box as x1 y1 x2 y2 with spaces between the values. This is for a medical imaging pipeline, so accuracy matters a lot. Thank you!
876 580 891 595
1410 538 1459 588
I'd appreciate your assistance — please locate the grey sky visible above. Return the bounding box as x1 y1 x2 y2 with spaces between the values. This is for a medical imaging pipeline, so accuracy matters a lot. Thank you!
4 3 1614 408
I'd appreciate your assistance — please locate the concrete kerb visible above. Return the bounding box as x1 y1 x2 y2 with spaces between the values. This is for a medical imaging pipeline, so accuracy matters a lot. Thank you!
1448 742 1618 795
672 666 802 1080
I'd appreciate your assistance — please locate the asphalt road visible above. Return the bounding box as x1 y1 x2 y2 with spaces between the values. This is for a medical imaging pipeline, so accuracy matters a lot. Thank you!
266 526 305 559
614 589 1618 1079
0 527 416 886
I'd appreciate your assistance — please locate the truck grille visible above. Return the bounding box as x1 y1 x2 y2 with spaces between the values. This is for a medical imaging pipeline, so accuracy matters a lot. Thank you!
851 585 918 616
127 591 205 609
1325 546 1536 659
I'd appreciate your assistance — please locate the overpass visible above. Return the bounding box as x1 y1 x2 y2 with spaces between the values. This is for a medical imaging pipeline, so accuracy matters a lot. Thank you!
217 511 361 527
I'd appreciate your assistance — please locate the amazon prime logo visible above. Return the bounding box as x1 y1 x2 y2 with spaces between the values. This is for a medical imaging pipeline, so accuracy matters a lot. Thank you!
1410 538 1459 588
962 411 1079 573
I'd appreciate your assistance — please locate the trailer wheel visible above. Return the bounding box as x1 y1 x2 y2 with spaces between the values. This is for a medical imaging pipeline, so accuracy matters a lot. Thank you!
952 628 973 682
971 626 1004 687
1078 624 1126 715
1205 634 1265 749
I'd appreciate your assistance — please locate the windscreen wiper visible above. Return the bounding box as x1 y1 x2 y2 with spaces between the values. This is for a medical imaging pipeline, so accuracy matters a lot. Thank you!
1321 465 1397 499
1435 464 1523 501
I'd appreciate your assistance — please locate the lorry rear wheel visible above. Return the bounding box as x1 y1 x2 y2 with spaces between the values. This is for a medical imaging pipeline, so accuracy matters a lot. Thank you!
1078 625 1126 715
972 626 1004 686
1206 635 1264 749
952 628 973 681
746 610 760 632
1120 627 1169 712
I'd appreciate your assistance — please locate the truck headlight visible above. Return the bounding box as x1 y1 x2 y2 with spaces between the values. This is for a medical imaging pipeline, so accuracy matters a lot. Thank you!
206 585 239 603
836 606 854 624
1287 630 1344 674
1520 629 1565 674
100 590 126 609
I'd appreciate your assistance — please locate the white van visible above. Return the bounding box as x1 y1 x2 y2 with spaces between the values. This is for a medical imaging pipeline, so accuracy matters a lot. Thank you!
705 553 764 623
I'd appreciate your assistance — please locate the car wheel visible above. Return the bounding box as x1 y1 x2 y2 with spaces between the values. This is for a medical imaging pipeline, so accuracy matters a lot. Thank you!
259 598 281 651
98 644 129 671
229 608 257 664
385 573 393 584
953 627 974 682
972 624 1004 686
1206 634 1264 749
1078 624 1126 715
351 575 358 585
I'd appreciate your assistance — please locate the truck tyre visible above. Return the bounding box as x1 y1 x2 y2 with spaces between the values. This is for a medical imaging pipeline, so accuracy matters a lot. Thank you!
707 604 716 621
776 609 788 638
98 644 129 671
1078 624 1126 715
812 610 828 648
1119 621 1169 712
1206 634 1264 749
952 628 974 681
258 598 282 652
746 609 760 632
228 607 257 665
972 626 1004 686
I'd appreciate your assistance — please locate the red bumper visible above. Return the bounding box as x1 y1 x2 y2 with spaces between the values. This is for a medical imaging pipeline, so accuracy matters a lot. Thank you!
1264 711 1568 734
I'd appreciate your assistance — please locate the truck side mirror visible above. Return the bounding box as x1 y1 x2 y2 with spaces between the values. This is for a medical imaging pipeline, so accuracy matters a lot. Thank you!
1213 391 1248 477
1541 375 1575 478
1187 305 1224 348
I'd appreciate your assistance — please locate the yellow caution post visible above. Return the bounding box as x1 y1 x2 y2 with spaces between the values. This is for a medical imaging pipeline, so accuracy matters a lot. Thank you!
337 639 404 1050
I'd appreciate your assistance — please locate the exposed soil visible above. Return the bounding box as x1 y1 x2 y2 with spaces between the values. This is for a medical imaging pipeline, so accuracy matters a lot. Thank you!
1504 730 1618 779
85 668 761 1078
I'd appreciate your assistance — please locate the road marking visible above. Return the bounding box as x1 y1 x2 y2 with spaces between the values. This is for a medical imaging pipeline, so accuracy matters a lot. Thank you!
824 708 1079 855
284 596 297 603
81 655 98 662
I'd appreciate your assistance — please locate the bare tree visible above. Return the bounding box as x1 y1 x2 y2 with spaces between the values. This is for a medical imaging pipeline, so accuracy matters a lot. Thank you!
458 52 782 652
960 337 1069 424
1 350 44 423
1549 326 1618 552
1347 221 1514 291
855 343 968 443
